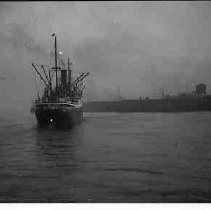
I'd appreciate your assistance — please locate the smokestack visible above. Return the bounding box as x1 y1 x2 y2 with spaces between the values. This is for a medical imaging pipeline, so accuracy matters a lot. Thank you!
61 69 67 89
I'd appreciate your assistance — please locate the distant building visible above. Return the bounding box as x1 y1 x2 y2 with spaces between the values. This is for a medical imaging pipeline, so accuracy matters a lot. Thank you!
195 83 206 96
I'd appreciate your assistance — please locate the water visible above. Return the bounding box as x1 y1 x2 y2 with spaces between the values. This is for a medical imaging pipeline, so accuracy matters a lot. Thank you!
0 112 210 202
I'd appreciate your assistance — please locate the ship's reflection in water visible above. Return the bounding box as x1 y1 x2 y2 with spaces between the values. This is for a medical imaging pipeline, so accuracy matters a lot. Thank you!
33 123 90 202
0 112 211 202
35 126 80 172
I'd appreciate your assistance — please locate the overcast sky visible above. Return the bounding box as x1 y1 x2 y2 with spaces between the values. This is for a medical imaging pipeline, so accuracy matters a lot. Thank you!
0 1 211 112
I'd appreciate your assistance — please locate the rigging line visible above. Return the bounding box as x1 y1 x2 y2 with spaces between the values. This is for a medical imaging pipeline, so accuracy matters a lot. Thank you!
40 65 50 84
32 63 49 87
71 71 91 75
30 66 39 99
33 62 52 69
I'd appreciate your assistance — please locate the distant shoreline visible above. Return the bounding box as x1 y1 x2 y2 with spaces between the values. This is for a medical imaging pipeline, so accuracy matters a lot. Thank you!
84 97 211 112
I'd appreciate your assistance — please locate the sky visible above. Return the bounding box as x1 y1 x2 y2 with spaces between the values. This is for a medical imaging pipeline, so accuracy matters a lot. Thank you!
0 1 211 112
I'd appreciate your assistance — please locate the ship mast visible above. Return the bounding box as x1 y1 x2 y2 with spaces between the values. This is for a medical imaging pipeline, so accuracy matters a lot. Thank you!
52 33 58 97
68 57 71 84
67 57 72 95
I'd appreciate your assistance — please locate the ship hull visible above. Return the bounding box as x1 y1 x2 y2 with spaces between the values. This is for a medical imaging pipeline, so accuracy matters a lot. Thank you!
34 103 83 128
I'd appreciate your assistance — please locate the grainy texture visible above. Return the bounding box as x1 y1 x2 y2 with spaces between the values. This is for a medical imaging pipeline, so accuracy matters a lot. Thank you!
0 112 210 202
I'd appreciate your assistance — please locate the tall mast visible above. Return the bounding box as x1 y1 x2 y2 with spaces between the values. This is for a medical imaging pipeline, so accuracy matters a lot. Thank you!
68 57 72 94
48 69 52 91
68 57 70 71
54 35 58 94
52 33 58 96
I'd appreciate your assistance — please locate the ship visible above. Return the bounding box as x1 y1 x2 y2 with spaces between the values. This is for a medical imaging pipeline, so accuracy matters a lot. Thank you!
30 34 89 128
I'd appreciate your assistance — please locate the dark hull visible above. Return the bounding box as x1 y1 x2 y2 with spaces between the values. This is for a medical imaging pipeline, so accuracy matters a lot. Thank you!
35 107 83 128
